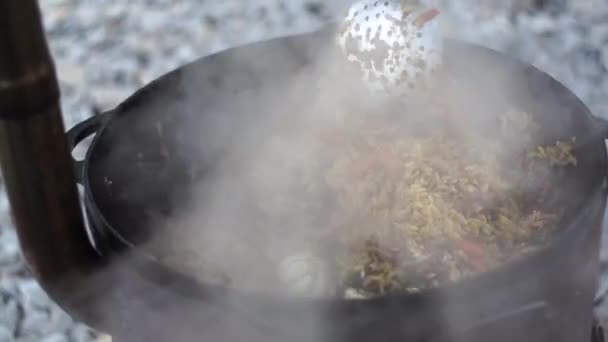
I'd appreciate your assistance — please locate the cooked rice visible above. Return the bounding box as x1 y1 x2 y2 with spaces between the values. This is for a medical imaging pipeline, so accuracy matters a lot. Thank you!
157 105 577 298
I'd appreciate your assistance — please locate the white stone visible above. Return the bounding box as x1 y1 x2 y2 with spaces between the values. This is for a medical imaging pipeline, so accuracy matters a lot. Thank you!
56 63 86 88
91 87 133 111
47 308 74 335
18 279 50 310
19 310 50 336
40 332 69 342
0 230 20 266
0 297 19 334
0 325 12 342
525 13 557 34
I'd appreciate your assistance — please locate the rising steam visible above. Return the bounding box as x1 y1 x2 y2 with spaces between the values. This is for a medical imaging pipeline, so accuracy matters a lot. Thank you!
102 3 596 342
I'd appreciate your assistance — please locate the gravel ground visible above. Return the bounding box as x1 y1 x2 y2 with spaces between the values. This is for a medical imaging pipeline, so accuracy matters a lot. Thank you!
0 0 607 341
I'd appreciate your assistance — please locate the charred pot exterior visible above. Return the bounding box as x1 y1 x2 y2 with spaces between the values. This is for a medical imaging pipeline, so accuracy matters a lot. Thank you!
336 0 443 96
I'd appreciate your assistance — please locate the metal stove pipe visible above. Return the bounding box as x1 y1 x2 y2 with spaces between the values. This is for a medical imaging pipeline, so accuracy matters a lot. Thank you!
0 0 102 322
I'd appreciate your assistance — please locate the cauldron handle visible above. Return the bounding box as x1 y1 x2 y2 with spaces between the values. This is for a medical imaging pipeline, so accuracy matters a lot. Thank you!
66 111 113 183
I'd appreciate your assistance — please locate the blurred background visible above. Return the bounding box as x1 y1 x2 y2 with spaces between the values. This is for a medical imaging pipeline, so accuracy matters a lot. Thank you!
0 0 606 341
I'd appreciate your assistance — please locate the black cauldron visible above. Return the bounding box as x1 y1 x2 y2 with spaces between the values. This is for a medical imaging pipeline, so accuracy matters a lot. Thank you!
32 25 608 342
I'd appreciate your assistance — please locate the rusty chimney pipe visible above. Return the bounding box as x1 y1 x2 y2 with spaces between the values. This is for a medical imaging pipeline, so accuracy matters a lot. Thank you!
0 0 103 323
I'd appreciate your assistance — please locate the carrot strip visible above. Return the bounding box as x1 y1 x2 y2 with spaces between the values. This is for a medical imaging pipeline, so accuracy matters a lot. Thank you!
414 8 440 28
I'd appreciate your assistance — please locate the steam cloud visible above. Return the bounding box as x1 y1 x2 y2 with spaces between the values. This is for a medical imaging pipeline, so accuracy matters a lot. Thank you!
99 3 596 342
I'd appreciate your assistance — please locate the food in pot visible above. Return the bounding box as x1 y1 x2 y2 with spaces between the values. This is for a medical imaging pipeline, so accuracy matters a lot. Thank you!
156 104 577 299
336 0 442 96
266 107 575 298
